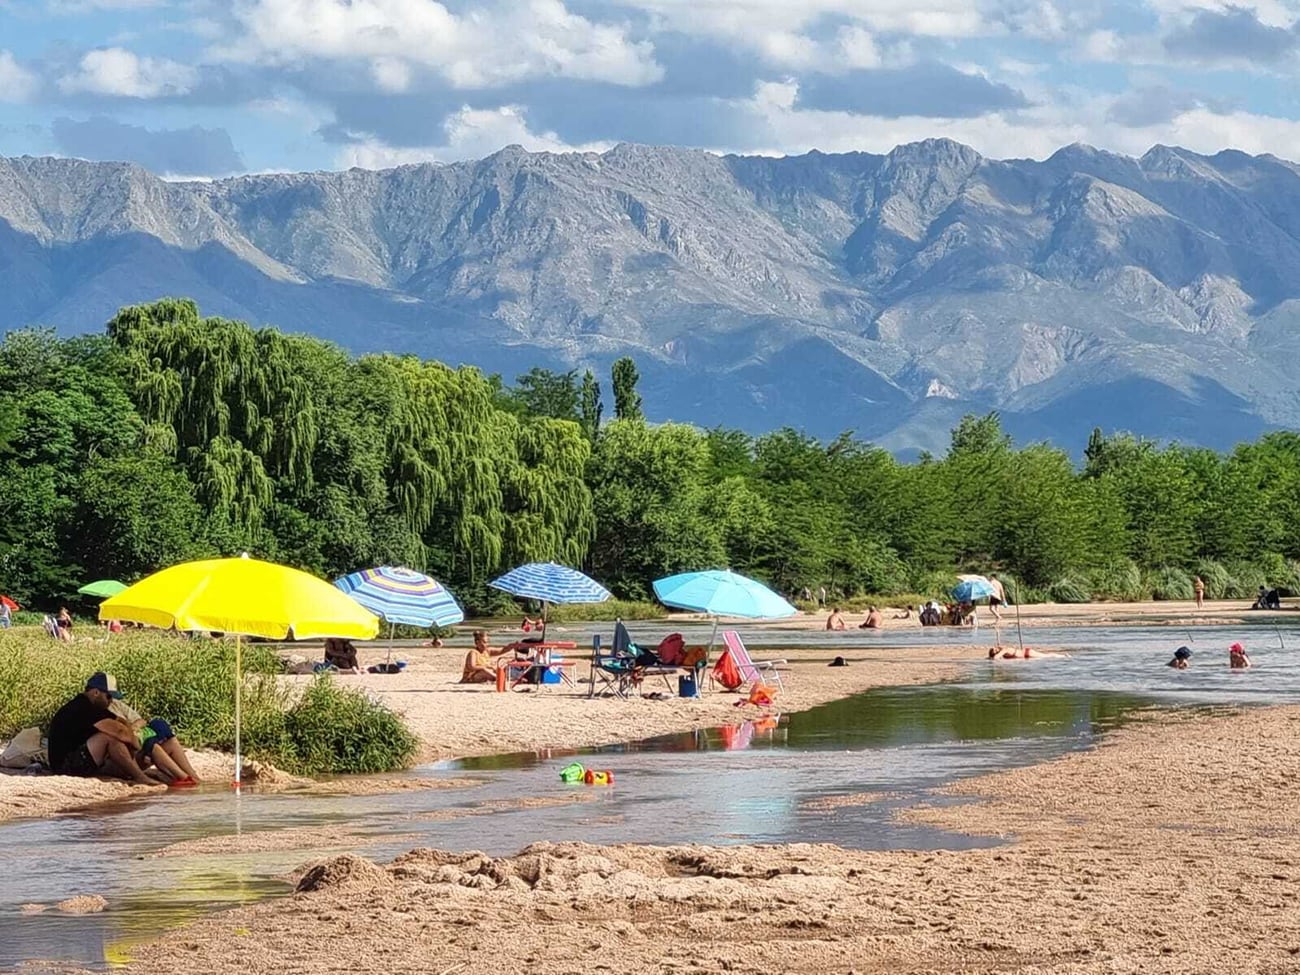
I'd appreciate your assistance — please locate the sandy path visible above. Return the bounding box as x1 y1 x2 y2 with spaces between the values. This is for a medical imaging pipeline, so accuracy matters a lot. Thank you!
113 703 1300 975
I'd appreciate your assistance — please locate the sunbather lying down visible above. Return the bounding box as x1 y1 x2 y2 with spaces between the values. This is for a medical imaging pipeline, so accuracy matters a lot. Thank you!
988 646 1070 660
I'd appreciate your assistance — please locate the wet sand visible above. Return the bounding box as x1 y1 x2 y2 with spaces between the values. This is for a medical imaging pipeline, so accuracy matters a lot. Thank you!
114 703 1300 975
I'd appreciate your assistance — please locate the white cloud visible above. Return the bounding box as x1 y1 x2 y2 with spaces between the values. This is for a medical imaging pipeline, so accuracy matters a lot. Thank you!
723 77 1300 162
837 26 883 69
335 103 612 169
370 57 412 93
1144 1 1300 28
0 51 38 103
58 47 198 98
219 0 662 88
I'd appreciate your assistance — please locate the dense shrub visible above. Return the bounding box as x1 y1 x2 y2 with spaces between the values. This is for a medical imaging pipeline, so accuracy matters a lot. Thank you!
0 630 415 774
1090 559 1147 602
1149 566 1193 601
1193 559 1230 600
1048 576 1092 604
546 599 667 622
1225 561 1267 599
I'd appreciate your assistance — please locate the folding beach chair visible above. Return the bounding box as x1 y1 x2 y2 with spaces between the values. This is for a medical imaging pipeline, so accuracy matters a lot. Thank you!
717 630 787 691
588 633 637 699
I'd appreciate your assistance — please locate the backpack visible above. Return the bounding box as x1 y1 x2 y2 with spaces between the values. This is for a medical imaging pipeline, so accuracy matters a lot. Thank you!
656 633 686 666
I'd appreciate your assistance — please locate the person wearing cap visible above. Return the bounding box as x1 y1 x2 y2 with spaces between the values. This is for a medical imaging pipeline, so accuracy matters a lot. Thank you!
46 673 157 784
1229 642 1252 669
1167 646 1193 669
109 696 200 786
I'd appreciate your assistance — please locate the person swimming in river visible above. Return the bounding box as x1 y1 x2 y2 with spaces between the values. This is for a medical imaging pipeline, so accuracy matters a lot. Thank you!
1229 642 1252 669
1167 646 1193 669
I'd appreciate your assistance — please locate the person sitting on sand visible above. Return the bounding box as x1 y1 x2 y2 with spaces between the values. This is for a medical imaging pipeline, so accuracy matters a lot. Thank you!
110 694 200 786
919 602 941 627
323 637 361 674
1229 642 1252 669
825 608 846 631
858 607 883 629
55 606 74 642
461 630 511 683
46 673 157 785
1167 646 1192 669
893 607 912 620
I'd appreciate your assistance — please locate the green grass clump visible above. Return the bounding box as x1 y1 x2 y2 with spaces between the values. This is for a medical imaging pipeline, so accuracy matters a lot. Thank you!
1048 576 1093 604
0 630 415 775
1225 561 1267 599
282 677 418 774
1090 559 1147 602
1193 559 1230 600
546 599 667 622
1149 566 1193 601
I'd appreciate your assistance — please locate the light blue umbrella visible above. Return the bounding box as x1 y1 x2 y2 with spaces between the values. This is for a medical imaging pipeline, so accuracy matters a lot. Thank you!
334 566 464 628
652 569 796 649
952 576 997 602
489 562 611 639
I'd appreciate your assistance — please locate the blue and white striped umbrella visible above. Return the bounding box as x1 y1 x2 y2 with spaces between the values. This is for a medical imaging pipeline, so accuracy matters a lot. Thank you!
334 566 465 627
489 562 611 606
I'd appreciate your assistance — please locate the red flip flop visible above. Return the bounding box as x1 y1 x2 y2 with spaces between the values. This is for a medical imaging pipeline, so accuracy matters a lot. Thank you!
167 777 198 789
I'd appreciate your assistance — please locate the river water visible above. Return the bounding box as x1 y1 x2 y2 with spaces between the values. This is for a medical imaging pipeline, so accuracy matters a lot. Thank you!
3 621 1297 969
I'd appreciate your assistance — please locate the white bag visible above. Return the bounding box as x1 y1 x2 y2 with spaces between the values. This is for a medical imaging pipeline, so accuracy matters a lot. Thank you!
0 727 47 769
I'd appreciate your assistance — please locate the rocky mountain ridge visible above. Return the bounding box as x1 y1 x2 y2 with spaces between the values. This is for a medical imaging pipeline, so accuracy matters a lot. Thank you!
2 139 1299 452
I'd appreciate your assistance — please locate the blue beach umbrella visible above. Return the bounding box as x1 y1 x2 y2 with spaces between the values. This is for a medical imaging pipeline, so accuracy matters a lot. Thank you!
489 562 611 639
334 566 465 628
652 568 796 649
952 575 997 603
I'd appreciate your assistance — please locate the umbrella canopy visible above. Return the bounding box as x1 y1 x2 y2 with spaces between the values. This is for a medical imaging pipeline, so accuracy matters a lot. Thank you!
99 557 379 640
489 562 611 606
0 595 19 612
78 579 128 599
952 575 997 602
334 566 464 628
652 569 796 619
99 557 379 789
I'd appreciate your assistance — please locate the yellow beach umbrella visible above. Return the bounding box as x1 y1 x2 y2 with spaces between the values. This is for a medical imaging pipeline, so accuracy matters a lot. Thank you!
100 556 380 787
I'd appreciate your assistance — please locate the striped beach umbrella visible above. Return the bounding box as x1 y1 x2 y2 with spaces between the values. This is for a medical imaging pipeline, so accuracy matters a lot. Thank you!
334 566 465 628
489 562 610 640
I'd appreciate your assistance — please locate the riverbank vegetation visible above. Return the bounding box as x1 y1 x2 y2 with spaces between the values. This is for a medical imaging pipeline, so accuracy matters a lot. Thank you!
3 298 1300 612
0 631 417 774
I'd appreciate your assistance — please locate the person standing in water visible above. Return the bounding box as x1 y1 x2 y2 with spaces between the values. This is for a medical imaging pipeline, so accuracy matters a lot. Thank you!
1229 642 1251 669
1167 646 1192 669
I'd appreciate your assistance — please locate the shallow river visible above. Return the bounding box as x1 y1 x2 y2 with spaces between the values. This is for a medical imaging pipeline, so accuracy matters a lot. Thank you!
3 621 1297 969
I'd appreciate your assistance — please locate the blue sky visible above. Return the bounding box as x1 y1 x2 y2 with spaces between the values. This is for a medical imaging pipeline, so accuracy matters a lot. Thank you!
2 0 1300 176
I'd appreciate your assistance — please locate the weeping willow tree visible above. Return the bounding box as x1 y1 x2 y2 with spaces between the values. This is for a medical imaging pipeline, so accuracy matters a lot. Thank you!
107 300 318 548
498 414 595 568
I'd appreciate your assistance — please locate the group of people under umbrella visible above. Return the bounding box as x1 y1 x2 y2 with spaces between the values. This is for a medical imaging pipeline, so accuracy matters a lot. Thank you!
88 557 797 789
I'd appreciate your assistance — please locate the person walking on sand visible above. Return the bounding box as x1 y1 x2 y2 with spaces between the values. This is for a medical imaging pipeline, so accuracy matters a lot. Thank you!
1194 575 1205 610
46 673 157 785
988 574 1006 622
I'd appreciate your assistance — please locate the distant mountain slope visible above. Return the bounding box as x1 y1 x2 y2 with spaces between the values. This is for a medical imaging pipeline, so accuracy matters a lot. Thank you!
2 139 1298 450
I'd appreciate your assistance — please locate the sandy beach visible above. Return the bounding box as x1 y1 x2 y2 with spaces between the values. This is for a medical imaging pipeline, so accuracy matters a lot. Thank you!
109 702 1300 975
0 595 1281 823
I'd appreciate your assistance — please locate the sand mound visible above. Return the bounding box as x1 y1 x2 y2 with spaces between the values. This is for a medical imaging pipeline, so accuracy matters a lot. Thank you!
295 854 392 893
55 895 107 914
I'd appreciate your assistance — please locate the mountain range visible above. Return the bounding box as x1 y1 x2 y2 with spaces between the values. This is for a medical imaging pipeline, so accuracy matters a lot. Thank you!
3 138 1300 454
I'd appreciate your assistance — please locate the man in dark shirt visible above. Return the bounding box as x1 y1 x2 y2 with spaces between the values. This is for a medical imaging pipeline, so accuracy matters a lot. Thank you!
47 673 155 783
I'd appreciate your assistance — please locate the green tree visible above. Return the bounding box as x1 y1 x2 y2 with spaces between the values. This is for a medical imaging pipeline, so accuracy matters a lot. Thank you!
611 356 644 422
579 369 603 443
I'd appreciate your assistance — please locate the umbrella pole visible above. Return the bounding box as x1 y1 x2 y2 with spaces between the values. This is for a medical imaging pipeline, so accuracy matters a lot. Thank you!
233 633 242 791
386 621 395 667
541 601 549 643
1013 583 1025 654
